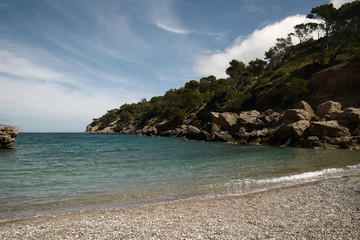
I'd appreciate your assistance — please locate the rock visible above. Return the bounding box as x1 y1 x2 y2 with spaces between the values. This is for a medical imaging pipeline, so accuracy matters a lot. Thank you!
316 101 342 120
183 125 211 141
261 110 282 126
297 101 315 117
210 112 238 131
283 109 312 122
212 131 236 143
204 123 222 135
353 125 360 136
141 125 158 136
156 119 182 132
325 136 358 150
0 127 18 148
309 121 351 137
339 107 360 123
238 110 265 130
238 110 260 124
273 120 310 143
237 128 269 140
305 136 320 148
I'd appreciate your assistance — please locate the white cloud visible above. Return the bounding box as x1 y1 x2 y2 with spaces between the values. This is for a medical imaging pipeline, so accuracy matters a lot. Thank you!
0 50 63 80
193 14 310 78
330 0 355 8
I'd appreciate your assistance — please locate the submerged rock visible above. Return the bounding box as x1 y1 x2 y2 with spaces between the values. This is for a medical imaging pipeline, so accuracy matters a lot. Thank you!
0 127 18 148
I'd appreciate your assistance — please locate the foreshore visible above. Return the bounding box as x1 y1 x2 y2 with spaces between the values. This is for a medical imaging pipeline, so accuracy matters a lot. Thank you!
1 175 359 239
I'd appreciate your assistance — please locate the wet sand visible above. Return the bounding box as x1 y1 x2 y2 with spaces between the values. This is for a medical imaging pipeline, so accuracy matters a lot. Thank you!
1 175 359 239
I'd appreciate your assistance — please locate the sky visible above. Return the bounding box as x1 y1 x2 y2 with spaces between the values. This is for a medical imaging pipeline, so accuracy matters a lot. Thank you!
0 0 355 132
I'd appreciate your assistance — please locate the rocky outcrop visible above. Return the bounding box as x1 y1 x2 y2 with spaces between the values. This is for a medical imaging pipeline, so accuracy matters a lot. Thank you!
85 100 360 150
0 127 18 148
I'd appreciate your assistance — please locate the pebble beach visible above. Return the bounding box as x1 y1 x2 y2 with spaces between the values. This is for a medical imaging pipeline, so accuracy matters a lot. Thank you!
1 174 359 239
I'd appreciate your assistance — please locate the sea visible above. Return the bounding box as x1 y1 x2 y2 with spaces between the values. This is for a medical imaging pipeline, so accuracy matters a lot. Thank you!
1 133 359 221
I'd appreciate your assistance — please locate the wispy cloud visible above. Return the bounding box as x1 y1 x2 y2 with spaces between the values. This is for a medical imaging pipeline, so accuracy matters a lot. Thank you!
246 4 265 13
0 3 8 9
272 5 282 12
0 50 63 81
193 15 309 78
149 0 191 34
155 22 190 34
243 0 265 13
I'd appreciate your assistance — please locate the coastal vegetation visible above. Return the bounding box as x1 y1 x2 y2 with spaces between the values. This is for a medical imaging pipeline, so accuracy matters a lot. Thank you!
87 2 360 149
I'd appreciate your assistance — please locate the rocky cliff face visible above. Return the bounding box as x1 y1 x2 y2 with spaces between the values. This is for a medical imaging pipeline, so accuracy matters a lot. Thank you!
0 127 18 149
308 62 360 108
253 62 360 110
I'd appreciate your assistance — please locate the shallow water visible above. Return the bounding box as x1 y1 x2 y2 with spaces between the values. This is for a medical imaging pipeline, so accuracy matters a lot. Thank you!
0 133 359 221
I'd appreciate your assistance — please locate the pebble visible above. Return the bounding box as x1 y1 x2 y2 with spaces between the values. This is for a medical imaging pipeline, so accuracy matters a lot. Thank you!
0 175 359 239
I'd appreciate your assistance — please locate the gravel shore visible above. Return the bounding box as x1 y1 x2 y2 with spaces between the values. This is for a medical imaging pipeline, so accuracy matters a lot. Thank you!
1 175 359 239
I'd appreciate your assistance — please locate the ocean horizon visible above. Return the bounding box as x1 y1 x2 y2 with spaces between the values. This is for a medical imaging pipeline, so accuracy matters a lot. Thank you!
1 133 359 221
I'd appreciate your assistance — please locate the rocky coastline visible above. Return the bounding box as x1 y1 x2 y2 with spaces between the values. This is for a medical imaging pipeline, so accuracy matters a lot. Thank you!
0 127 18 149
85 100 360 150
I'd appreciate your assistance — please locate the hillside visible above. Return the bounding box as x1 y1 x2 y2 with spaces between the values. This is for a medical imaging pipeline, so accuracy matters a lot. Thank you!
85 2 360 149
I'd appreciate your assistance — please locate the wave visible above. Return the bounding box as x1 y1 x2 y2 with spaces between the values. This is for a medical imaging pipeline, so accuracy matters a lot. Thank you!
226 164 360 191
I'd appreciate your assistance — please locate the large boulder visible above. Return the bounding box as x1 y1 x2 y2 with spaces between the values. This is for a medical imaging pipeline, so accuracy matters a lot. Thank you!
210 112 238 131
297 101 315 117
273 120 310 143
316 101 342 120
183 125 211 141
309 121 351 137
339 107 360 123
0 127 18 148
212 131 236 143
261 109 282 126
238 110 265 130
282 109 312 122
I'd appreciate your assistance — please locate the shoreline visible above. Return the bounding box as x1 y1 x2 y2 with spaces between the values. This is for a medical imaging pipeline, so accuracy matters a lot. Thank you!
1 174 359 239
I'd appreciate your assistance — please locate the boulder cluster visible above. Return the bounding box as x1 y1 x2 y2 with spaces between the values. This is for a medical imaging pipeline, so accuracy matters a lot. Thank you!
86 100 360 150
0 127 18 149
146 100 360 150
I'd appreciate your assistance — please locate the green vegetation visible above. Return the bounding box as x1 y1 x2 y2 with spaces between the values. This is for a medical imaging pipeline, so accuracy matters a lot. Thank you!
90 2 360 133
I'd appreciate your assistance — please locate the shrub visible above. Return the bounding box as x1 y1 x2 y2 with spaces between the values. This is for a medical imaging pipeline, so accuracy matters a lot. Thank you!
270 70 286 80
289 78 311 95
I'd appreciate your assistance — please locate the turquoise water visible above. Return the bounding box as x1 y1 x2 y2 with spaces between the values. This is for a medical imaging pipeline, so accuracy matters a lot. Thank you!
1 133 359 221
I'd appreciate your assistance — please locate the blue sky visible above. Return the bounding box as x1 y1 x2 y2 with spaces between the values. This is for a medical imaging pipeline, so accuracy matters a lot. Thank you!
0 0 353 132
